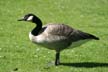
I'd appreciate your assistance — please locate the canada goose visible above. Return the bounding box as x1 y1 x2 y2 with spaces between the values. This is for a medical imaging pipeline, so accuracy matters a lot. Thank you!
18 13 99 66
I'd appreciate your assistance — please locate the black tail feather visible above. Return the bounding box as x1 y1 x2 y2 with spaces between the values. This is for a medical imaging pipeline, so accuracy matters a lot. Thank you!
88 34 99 40
78 30 100 40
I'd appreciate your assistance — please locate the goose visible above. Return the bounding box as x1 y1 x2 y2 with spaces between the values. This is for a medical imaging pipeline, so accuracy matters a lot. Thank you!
18 13 99 66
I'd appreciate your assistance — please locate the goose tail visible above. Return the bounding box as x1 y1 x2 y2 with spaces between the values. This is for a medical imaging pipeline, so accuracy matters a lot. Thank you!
88 34 99 40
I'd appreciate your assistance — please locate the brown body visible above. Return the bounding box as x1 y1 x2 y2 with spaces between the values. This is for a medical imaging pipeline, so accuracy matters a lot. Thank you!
29 24 99 52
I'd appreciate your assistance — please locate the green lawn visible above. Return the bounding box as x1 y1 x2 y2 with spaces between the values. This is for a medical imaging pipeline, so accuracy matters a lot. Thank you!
0 0 108 72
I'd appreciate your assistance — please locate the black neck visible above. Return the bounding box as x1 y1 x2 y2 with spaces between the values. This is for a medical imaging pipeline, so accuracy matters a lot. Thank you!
31 17 42 36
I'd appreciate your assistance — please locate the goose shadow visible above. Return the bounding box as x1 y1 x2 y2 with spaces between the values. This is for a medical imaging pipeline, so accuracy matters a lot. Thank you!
60 62 108 68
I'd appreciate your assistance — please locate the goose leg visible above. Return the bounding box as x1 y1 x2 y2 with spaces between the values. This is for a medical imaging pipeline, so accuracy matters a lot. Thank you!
55 52 60 66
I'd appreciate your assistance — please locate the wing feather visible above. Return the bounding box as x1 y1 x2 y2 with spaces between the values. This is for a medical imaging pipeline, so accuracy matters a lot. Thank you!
41 24 99 43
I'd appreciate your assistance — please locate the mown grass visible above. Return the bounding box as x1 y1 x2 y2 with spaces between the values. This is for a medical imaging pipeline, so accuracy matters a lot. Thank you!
0 0 108 72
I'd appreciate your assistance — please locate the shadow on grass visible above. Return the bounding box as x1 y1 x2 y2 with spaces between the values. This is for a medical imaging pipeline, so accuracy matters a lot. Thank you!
60 62 108 68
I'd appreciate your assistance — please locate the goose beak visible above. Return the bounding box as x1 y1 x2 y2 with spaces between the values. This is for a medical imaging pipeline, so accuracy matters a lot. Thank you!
17 18 25 21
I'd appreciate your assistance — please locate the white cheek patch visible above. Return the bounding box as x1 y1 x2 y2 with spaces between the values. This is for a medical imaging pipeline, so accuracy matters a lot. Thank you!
27 16 33 21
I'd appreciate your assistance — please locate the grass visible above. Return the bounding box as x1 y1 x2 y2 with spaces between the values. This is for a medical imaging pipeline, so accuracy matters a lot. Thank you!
0 0 108 72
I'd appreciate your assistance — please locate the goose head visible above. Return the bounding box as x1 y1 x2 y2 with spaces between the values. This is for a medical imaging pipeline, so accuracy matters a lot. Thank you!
18 13 42 36
18 14 42 24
